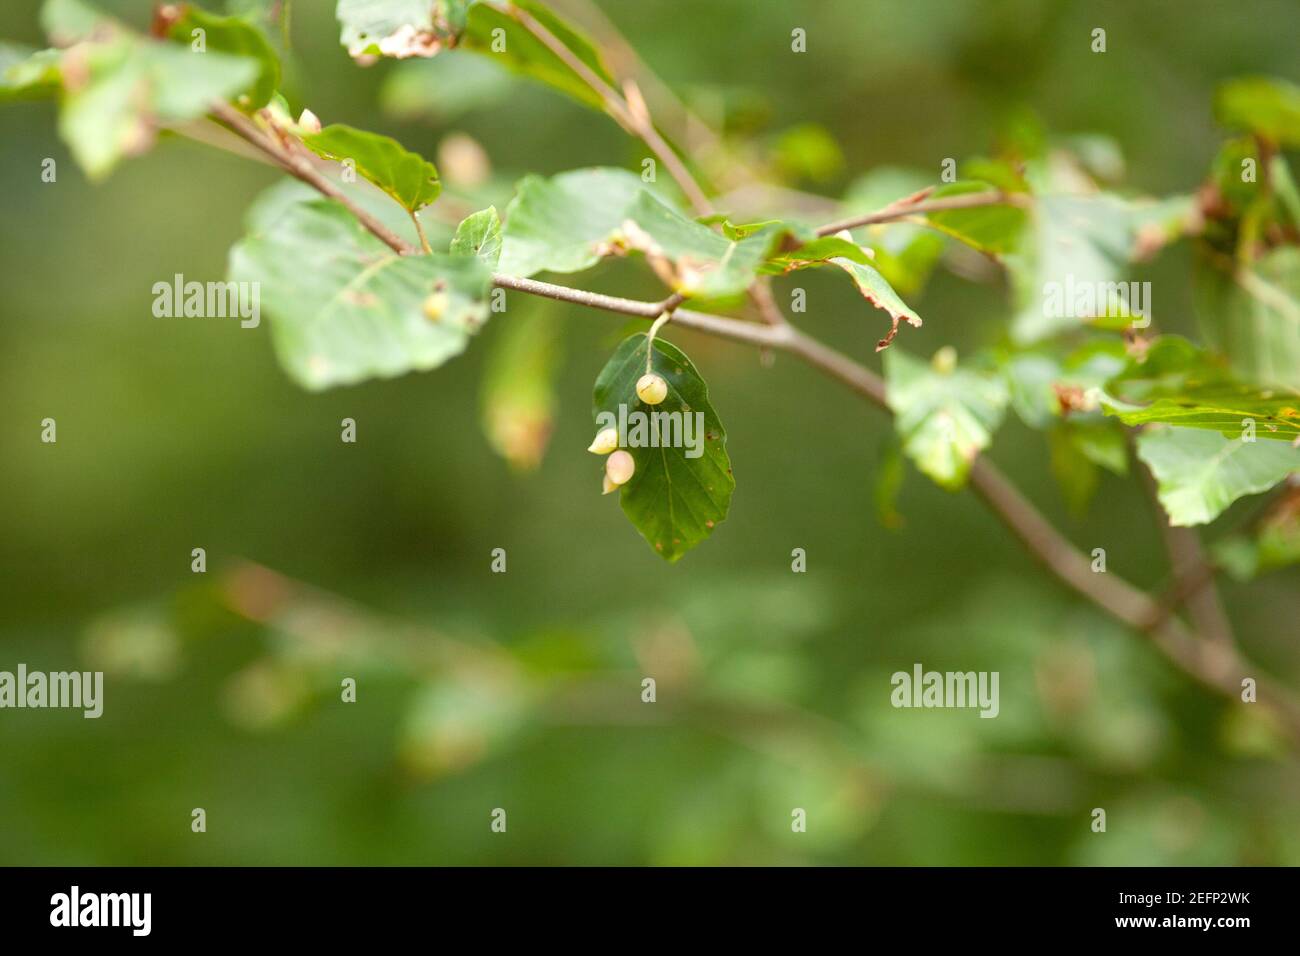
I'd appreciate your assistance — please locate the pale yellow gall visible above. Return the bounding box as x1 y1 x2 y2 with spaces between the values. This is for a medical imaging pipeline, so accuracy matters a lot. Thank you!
636 372 668 405
587 427 619 455
604 450 635 492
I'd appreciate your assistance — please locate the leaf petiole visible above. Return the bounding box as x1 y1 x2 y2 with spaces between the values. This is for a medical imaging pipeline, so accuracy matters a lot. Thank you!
644 310 673 372
410 210 433 254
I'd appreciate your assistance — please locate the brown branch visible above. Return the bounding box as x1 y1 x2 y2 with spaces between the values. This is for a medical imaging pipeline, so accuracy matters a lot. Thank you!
1138 462 1237 650
550 0 723 155
815 190 1026 237
492 273 784 347
210 102 416 256
747 278 789 328
963 459 1300 733
491 274 672 319
741 321 1299 738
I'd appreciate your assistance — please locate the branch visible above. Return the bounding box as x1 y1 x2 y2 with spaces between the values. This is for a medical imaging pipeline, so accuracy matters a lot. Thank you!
815 189 1026 237
964 460 1300 736
492 274 785 348
1138 463 1237 650
491 274 676 318
494 1 713 215
210 102 416 257
747 278 789 328
550 0 722 153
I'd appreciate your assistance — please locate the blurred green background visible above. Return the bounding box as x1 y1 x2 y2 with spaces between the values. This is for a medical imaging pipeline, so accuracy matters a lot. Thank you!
1 0 1298 865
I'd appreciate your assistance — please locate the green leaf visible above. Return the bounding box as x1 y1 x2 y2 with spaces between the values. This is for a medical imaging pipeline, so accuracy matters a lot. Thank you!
380 49 516 122
1210 136 1265 212
499 168 789 297
458 0 614 112
498 167 645 277
1069 421 1128 474
1136 427 1300 526
1274 156 1300 228
1213 494 1300 580
498 168 917 331
1105 382 1300 441
162 4 280 109
1195 245 1300 391
884 349 1009 490
1214 75 1300 147
36 4 262 182
226 0 291 41
617 190 789 298
451 206 503 267
0 44 62 101
228 199 492 390
1048 421 1126 516
480 307 561 471
337 0 616 113
1101 334 1300 441
999 338 1128 430
1006 194 1186 343
867 228 945 298
772 122 845 184
1059 133 1127 185
61 39 258 179
927 180 1027 254
1003 351 1067 429
840 168 947 295
1049 424 1099 516
145 43 259 120
242 176 432 249
40 0 117 46
302 123 440 212
592 334 734 561
336 0 467 59
763 232 870 267
1103 334 1224 400
828 257 923 350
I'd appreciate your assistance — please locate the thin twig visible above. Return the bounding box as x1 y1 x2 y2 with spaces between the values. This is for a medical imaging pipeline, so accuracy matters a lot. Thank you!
495 1 713 214
210 102 416 256
490 274 679 317
748 278 789 328
409 210 432 254
815 190 1026 237
550 0 723 155
1138 457 1237 650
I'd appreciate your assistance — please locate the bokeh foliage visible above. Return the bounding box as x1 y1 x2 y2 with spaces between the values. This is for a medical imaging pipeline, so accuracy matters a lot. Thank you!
1 0 1298 865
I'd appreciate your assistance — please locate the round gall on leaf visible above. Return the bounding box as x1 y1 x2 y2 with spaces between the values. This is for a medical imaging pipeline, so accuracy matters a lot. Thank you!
931 345 958 375
636 372 668 405
422 289 448 322
604 449 635 491
587 427 619 455
297 108 322 134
